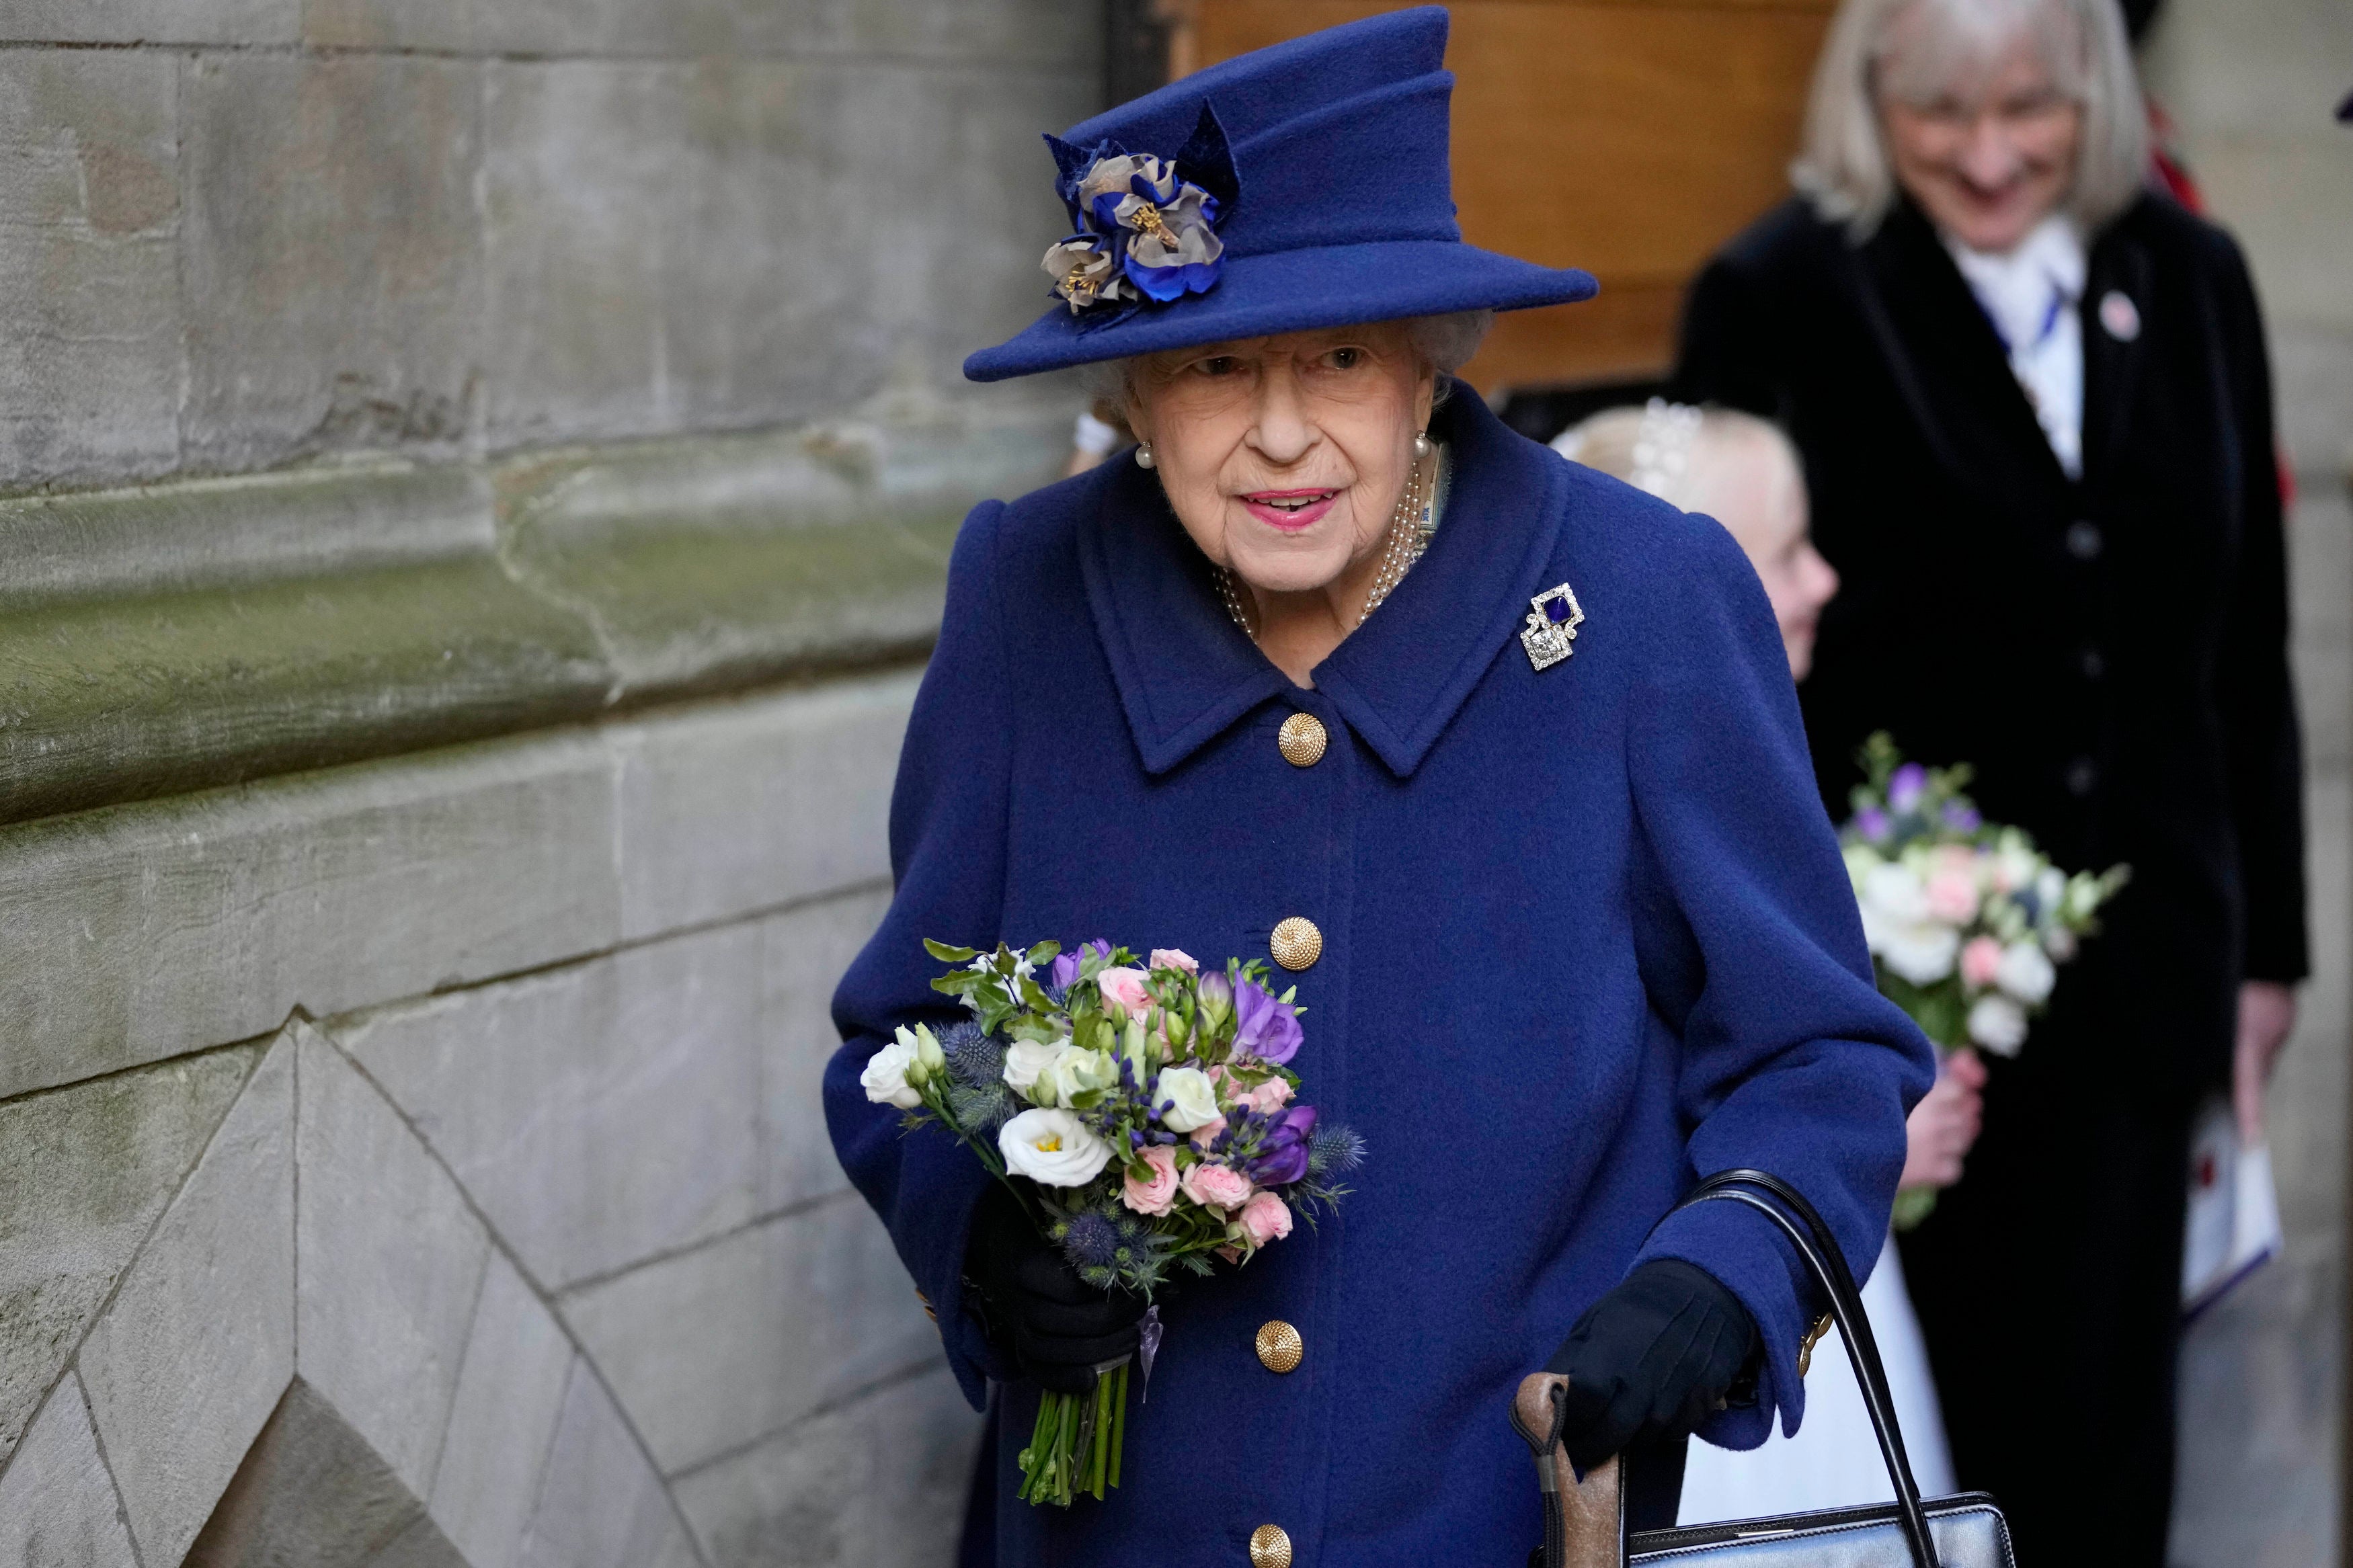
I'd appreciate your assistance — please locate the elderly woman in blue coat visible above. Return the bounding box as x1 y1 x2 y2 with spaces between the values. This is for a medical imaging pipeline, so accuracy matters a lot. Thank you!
824 11 1932 1564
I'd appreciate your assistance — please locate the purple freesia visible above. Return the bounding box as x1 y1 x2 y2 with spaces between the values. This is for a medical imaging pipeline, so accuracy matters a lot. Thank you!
1047 937 1112 991
1888 763 1928 812
1250 1105 1317 1186
1855 805 1890 841
1252 1141 1309 1187
1232 977 1302 1065
1942 802 1983 833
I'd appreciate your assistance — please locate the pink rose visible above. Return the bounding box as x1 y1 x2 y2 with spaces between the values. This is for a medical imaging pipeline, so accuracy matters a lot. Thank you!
1960 935 2003 989
1923 869 1979 925
1236 1191 1293 1249
1182 1161 1253 1211
1096 966 1152 1019
1187 1115 1228 1150
1122 1145 1180 1216
1148 948 1199 975
1247 1078 1293 1114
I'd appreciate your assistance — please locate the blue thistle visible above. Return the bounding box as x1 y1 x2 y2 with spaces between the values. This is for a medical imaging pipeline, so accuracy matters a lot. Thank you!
939 1021 1004 1090
1306 1123 1367 1180
948 1081 1014 1132
1061 1210 1121 1272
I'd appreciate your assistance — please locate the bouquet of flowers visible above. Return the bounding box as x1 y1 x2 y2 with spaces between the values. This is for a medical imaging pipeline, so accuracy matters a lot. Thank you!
859 937 1363 1507
1839 734 2129 1228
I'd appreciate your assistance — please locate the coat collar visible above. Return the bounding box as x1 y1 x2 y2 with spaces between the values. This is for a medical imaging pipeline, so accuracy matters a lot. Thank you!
1851 198 2076 510
1077 388 1565 778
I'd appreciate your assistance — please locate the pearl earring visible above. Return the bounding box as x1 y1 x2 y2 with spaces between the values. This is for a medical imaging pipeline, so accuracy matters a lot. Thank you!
1134 442 1156 470
1412 431 1432 460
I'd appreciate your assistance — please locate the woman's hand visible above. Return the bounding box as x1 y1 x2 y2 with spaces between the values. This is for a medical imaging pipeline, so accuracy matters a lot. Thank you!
1544 1259 1761 1471
2235 980 2299 1144
965 1183 1148 1393
1899 1047 1986 1191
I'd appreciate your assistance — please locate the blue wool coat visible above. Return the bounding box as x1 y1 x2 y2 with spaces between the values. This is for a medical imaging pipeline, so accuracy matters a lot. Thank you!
824 389 1933 1565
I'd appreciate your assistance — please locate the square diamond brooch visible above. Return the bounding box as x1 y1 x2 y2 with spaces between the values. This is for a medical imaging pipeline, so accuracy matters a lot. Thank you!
1519 582 1585 671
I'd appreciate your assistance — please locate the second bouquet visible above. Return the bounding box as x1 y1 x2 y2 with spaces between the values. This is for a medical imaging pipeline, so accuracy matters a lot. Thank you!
860 938 1363 1508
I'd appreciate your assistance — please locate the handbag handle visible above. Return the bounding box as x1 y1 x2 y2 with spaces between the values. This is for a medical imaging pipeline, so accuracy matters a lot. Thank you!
1511 1169 1939 1568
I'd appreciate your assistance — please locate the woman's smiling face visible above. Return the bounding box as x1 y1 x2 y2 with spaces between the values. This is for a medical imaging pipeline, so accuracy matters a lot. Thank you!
1125 323 1435 600
1876 14 2082 255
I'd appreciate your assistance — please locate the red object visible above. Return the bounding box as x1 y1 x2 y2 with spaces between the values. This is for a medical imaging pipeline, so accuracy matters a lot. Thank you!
2147 98 2206 214
2151 146 2202 212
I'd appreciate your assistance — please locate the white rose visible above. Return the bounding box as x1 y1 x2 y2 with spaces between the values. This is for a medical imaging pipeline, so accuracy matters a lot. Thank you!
1876 922 1960 985
1861 862 1929 925
1154 1066 1224 1133
1002 1038 1064 1097
2042 924 2079 962
1993 940 2056 1005
1967 994 2029 1056
860 1035 923 1110
998 1107 1113 1188
1039 1044 1118 1107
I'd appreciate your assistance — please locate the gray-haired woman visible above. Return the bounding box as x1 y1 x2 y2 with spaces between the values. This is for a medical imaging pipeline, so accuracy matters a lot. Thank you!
1673 0 2307 1561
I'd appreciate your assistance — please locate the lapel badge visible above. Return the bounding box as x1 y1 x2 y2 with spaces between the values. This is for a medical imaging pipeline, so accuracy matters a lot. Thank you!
2098 290 2141 342
1520 582 1584 671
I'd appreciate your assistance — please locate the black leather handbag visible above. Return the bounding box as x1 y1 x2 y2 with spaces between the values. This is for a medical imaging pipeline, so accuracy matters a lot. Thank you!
1511 1169 2017 1568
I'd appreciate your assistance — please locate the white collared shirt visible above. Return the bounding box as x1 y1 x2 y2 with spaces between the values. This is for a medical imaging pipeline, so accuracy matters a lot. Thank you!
1945 215 2087 479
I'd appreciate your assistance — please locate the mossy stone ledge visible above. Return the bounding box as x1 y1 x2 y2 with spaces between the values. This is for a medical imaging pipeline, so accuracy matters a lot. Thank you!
0 407 1063 828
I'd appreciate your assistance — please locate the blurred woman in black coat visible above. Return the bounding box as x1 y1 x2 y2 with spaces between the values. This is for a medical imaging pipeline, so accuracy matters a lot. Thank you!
1673 0 2307 1559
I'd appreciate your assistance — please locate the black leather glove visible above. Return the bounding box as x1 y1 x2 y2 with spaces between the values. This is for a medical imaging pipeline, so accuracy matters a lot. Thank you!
965 1182 1148 1394
1545 1259 1762 1471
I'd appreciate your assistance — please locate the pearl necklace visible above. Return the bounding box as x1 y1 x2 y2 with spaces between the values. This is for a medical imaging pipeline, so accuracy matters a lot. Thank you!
1215 445 1444 639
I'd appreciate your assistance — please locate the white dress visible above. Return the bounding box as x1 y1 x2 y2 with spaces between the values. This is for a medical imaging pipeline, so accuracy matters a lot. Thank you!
1677 1236 1956 1524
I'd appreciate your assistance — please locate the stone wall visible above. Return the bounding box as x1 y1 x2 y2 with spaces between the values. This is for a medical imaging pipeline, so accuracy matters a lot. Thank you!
0 3 1094 489
2145 2 2353 1562
0 1 1098 1563
0 677 981 1565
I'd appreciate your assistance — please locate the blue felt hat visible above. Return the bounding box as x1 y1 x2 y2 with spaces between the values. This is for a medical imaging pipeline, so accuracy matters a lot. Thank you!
962 6 1598 382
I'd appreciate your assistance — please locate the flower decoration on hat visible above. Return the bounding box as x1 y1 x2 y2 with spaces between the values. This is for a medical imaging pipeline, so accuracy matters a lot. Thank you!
1039 102 1240 325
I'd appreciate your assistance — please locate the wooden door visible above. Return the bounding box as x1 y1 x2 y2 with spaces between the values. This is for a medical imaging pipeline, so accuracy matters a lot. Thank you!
1183 1 1835 395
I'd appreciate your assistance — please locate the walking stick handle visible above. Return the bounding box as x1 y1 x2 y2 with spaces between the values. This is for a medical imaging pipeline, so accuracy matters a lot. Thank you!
1511 1372 1622 1568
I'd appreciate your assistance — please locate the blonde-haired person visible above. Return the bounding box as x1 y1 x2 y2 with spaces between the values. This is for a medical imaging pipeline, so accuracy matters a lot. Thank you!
1559 401 1988 1520
1554 405 1838 677
1673 0 2307 1558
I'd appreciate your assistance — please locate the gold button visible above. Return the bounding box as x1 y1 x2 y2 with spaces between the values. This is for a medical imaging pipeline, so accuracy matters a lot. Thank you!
1269 917 1322 971
1277 712 1327 767
1255 1319 1304 1374
1249 1524 1293 1568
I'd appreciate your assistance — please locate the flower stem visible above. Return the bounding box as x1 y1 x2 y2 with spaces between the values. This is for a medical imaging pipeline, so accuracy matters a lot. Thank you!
1087 1376 1107 1499
1107 1361 1127 1489
1891 1185 1940 1232
1011 1364 1133 1509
